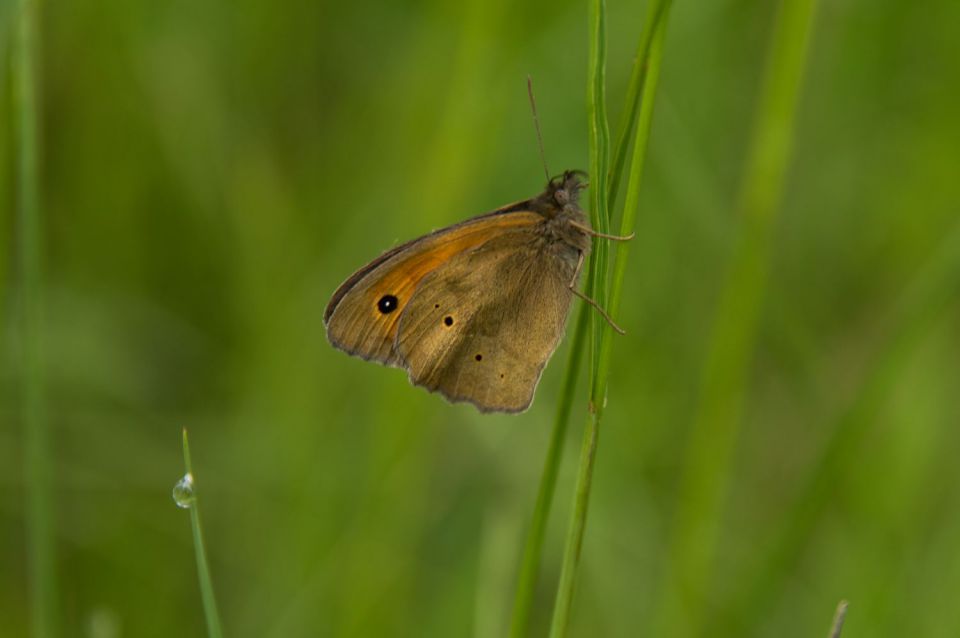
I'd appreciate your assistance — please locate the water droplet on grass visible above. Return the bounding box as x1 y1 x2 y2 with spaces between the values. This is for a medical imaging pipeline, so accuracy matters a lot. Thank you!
172 473 195 508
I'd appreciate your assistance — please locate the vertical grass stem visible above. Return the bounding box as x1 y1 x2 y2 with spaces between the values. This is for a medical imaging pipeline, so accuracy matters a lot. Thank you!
547 1 672 636
180 429 225 638
14 0 57 634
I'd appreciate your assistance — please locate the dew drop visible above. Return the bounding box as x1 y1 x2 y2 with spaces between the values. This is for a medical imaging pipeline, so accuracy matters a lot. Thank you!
172 473 196 509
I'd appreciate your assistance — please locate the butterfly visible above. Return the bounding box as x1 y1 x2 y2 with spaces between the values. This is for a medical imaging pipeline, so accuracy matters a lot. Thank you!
324 170 628 413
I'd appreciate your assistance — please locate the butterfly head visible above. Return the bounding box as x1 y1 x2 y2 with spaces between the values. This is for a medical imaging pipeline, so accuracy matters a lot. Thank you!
540 170 588 217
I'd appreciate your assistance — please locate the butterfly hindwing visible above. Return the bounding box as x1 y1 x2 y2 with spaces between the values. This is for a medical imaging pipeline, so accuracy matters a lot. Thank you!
395 229 577 413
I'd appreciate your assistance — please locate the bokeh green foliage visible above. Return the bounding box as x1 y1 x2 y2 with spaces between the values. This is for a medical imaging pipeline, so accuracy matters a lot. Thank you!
2 0 960 636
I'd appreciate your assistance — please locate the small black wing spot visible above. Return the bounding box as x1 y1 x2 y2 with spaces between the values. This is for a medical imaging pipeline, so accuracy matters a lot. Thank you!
377 295 399 314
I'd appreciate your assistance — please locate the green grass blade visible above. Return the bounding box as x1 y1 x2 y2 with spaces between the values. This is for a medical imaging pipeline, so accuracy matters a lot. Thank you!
13 0 58 634
510 2 674 630
548 405 600 638
598 0 670 419
607 0 672 212
585 0 613 368
652 0 820 634
546 0 611 633
547 1 673 636
178 429 225 638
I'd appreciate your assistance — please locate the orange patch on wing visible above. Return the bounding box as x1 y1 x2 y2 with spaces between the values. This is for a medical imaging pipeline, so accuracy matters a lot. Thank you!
325 211 542 365
362 212 541 315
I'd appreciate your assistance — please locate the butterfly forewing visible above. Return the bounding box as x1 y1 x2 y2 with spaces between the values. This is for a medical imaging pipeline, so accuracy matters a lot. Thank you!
324 212 542 366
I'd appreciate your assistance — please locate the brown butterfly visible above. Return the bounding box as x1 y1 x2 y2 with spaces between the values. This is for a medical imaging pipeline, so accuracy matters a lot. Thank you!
324 170 630 413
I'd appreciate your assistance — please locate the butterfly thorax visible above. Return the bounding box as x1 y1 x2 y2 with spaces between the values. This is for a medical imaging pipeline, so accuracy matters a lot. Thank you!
526 170 591 257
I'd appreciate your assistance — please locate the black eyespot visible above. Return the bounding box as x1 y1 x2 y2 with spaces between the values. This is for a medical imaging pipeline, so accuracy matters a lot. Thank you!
444 316 454 327
475 354 482 361
377 295 398 314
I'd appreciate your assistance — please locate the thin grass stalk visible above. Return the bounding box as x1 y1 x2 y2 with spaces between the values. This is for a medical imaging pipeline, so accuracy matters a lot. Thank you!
607 0 672 212
512 1 672 633
652 0 820 634
545 0 611 634
509 2 668 629
584 4 613 367
598 0 670 420
547 4 672 637
180 430 225 638
14 0 57 634
547 408 600 638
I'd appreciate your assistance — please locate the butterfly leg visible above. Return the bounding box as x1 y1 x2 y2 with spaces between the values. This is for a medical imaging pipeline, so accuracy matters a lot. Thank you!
568 250 626 335
569 220 635 242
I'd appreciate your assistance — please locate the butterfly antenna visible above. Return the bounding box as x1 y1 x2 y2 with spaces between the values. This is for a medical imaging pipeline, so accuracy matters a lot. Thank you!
527 75 551 182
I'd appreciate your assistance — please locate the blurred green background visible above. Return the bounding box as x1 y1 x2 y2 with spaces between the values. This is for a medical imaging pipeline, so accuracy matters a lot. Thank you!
3 0 960 636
